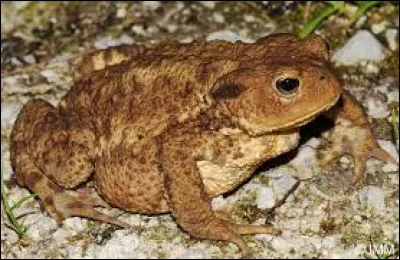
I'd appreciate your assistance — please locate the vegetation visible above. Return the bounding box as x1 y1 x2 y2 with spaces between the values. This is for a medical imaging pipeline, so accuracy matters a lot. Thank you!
299 1 381 38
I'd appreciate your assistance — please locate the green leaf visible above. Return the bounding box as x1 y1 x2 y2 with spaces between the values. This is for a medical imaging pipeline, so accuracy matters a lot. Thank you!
1 161 28 237
327 1 345 11
349 1 381 25
299 4 339 38
10 193 37 211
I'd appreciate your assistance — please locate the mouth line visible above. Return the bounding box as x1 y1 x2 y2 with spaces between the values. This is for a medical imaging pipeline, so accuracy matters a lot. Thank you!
269 94 341 132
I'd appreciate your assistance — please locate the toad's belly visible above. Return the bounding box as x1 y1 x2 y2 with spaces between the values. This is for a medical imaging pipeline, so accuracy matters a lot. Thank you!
198 130 300 197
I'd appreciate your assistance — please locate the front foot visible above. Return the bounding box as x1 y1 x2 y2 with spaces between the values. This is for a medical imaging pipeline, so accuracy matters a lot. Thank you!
45 189 130 228
319 122 397 186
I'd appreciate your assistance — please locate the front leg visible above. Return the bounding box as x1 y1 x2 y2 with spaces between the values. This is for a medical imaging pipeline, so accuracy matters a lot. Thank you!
158 124 281 257
320 90 397 186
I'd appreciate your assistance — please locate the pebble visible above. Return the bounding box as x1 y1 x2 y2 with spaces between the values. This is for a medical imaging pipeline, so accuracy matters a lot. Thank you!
1 100 23 131
385 29 398 51
179 248 211 259
63 217 87 233
290 144 317 180
378 139 399 163
255 187 275 209
213 13 224 23
94 34 134 49
371 21 389 34
358 185 385 212
322 235 341 250
206 30 254 43
271 237 295 253
366 97 390 118
25 214 58 241
382 163 398 173
332 30 386 65
89 230 140 258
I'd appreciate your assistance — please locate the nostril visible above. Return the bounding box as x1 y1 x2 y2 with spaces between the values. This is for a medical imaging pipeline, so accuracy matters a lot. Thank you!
319 75 326 81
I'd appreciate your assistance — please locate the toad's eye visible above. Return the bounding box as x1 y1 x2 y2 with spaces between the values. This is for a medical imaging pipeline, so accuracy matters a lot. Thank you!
275 77 299 96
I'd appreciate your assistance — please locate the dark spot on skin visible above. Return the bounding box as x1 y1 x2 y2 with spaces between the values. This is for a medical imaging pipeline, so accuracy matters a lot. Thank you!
67 201 85 209
25 171 43 188
211 83 246 100
43 196 54 206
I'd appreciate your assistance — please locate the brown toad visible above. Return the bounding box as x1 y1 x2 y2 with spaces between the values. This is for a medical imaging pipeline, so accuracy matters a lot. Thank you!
10 33 396 254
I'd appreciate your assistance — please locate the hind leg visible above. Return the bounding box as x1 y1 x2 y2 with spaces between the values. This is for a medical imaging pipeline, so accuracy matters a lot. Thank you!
10 99 128 227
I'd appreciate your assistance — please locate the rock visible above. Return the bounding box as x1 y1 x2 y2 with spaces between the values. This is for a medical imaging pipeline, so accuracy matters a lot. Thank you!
371 21 389 34
90 230 140 258
328 245 363 259
255 187 275 209
382 163 398 173
94 34 134 49
377 139 399 163
385 29 398 51
322 235 341 249
359 185 385 212
290 138 320 180
206 30 254 43
179 248 211 259
332 30 386 65
1 100 23 131
366 97 390 119
142 1 161 10
1 227 20 245
25 214 58 241
211 195 227 210
271 237 295 253
200 1 216 9
63 217 87 233
269 167 298 199
213 13 224 23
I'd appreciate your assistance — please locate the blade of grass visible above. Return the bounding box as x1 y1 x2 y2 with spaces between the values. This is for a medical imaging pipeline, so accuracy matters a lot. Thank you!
10 193 37 211
1 163 27 237
299 4 339 38
349 1 381 26
391 106 399 144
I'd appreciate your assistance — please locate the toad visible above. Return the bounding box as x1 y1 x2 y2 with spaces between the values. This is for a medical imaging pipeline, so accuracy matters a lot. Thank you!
10 33 396 255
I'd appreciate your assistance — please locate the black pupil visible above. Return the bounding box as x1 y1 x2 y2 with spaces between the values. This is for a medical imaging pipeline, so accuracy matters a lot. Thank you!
276 78 299 94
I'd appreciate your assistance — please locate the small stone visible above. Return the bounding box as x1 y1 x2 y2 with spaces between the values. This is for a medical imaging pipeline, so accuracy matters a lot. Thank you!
1 100 23 131
355 15 367 28
270 168 298 199
377 139 399 163
25 214 58 241
180 248 211 259
385 29 399 51
243 14 255 23
255 187 275 209
142 1 161 10
382 163 398 173
200 1 215 9
329 245 363 258
366 97 390 119
211 195 227 210
213 13 224 23
92 230 140 258
371 21 389 34
116 8 127 19
63 217 87 233
290 141 318 180
271 237 295 253
359 185 385 212
2 227 19 244
23 54 36 64
206 30 254 43
340 156 350 165
332 30 386 65
322 235 341 249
